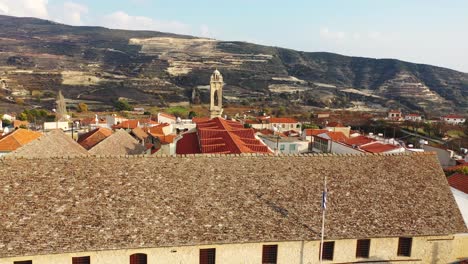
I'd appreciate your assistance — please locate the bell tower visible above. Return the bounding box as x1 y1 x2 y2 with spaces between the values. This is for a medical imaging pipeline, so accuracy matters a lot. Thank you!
209 69 224 119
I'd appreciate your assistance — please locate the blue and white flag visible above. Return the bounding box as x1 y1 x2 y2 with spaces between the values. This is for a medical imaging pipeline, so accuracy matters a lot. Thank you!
322 188 327 210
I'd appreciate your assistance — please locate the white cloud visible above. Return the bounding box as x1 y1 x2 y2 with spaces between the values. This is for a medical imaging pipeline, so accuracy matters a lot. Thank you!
320 27 346 41
100 11 191 35
0 0 49 19
62 1 88 25
200 24 211 38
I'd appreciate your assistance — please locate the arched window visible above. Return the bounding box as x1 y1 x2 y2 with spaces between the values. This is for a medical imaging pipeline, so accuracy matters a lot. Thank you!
213 90 219 107
130 253 147 264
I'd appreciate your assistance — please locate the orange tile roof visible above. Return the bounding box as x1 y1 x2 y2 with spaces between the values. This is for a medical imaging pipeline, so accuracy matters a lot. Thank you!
77 128 113 150
360 142 400 153
194 117 271 154
343 135 375 146
268 117 298 123
191 117 211 123
315 131 347 142
304 129 328 137
0 128 42 152
147 123 170 135
131 127 149 142
150 134 178 144
327 121 345 127
158 112 177 121
448 174 468 194
113 120 139 129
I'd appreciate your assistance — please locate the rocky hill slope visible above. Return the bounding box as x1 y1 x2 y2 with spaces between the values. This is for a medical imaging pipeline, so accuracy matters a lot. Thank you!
0 15 467 114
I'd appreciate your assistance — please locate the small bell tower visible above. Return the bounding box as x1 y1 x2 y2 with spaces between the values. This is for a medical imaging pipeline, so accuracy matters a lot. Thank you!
210 69 224 119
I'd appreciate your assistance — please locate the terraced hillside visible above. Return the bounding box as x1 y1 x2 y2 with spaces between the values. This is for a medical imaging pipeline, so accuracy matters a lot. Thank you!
0 15 467 114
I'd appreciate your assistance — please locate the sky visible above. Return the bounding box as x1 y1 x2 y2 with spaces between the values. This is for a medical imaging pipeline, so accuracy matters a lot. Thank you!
0 0 467 72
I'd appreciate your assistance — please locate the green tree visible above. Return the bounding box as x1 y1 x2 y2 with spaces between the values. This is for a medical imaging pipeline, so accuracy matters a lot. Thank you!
114 99 133 111
188 111 197 119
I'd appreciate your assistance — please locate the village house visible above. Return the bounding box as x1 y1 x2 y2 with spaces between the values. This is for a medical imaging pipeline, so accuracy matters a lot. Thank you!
146 123 180 155
88 129 147 156
0 128 42 156
404 113 423 122
441 114 466 125
77 127 113 150
0 153 466 263
422 144 457 168
325 121 351 138
387 109 403 121
447 173 468 227
176 117 271 155
244 116 301 131
257 134 308 154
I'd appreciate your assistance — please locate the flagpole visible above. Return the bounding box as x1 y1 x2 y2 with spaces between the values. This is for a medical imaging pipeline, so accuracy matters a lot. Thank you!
319 175 327 264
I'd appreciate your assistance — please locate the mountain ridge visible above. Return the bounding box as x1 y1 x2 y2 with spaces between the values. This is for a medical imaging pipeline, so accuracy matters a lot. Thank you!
0 15 466 114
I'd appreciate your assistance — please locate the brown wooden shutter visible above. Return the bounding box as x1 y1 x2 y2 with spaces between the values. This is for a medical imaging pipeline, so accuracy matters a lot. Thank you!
320 241 335 260
356 239 371 258
200 248 216 264
130 253 148 264
72 256 90 264
397 237 412 256
262 245 278 264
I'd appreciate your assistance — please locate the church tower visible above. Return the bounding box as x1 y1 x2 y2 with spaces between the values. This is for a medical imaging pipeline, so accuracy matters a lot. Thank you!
209 69 224 119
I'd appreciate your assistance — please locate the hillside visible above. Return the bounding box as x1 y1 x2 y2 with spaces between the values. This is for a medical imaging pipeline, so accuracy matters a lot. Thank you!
0 15 467 114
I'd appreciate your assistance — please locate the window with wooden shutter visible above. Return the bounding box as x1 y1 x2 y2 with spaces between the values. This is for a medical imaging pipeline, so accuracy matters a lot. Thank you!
262 245 278 264
356 239 370 258
14 261 32 264
130 253 147 264
397 237 412 256
320 241 335 260
72 256 90 264
199 248 216 264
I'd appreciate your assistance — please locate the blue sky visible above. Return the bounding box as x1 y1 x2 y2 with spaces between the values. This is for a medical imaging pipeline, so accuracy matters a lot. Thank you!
1 0 467 72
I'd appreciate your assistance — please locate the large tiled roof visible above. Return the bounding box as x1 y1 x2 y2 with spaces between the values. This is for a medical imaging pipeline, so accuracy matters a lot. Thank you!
359 142 400 153
176 132 200 154
268 117 298 123
448 174 468 194
77 127 113 150
89 129 147 155
0 129 42 152
0 153 465 258
196 117 270 154
8 130 88 158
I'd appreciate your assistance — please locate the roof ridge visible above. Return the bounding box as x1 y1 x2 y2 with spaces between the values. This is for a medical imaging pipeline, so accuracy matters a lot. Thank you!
0 151 438 161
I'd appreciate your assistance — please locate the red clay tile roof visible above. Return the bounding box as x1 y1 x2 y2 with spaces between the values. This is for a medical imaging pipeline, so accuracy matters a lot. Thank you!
147 123 170 135
327 121 345 127
245 119 261 124
131 127 149 142
315 131 347 142
113 120 139 129
360 142 400 153
196 117 271 154
77 128 113 150
406 113 421 117
176 132 200 154
268 117 298 123
80 117 106 126
442 114 465 119
343 135 375 146
158 112 177 121
304 129 328 137
191 117 211 123
0 129 42 152
448 174 468 194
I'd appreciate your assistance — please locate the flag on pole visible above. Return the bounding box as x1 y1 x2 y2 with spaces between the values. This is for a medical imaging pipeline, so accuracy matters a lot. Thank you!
322 187 327 210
